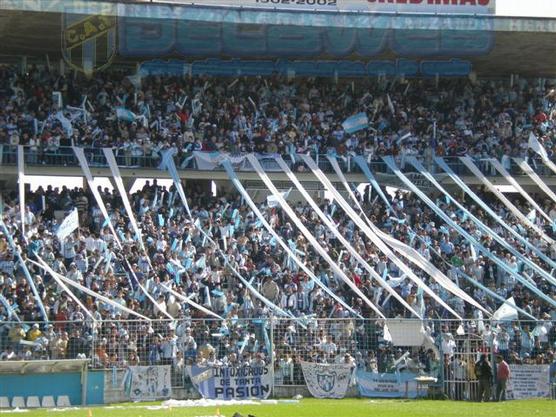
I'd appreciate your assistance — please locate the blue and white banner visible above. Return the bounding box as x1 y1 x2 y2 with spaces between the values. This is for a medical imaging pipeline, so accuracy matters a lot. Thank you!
129 365 172 401
194 151 281 172
357 370 421 399
507 365 551 400
56 208 79 241
342 113 368 134
188 366 272 400
301 362 353 399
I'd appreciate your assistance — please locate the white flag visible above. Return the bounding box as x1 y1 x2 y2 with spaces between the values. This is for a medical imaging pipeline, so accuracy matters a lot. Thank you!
492 297 518 322
267 188 292 208
527 209 536 223
528 132 548 160
56 208 79 241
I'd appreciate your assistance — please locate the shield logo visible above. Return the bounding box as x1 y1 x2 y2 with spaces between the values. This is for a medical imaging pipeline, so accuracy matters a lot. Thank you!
317 371 336 393
61 12 117 75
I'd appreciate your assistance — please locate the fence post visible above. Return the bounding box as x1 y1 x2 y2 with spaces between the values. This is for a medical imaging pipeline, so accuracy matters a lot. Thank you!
270 316 275 398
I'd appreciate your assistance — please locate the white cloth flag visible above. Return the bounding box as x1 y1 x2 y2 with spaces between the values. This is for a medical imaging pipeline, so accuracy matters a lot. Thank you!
267 188 292 208
17 146 26 240
301 362 353 399
56 208 79 241
314 155 469 318
246 154 386 319
528 132 548 160
385 156 556 310
103 148 148 256
514 158 556 206
29 257 150 321
492 297 518 321
407 157 556 288
489 158 552 223
435 156 556 271
74 147 173 320
459 156 553 244
274 156 421 318
222 159 361 318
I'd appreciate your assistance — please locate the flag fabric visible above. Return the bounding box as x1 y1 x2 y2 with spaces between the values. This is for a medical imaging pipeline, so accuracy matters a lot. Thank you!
126 73 142 89
387 94 395 114
528 132 548 160
342 112 369 134
527 209 536 223
116 107 137 123
55 111 73 136
267 188 292 208
56 208 79 241
492 297 518 322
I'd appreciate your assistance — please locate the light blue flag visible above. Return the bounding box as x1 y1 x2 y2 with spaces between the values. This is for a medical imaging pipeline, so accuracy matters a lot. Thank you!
341 112 369 134
158 214 165 227
116 107 136 122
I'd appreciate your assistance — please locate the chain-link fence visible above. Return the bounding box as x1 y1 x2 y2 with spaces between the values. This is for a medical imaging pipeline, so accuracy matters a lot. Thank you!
1 318 555 398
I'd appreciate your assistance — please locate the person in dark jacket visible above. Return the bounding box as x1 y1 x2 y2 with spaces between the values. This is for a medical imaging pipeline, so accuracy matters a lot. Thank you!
475 354 493 402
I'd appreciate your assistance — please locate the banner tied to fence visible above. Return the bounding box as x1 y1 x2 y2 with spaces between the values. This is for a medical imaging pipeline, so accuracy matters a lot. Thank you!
129 365 172 401
188 365 272 400
357 370 421 399
301 361 354 399
507 365 551 399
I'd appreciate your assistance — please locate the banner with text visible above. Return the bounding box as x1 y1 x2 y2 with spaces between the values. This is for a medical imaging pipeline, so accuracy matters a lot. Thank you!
129 366 172 401
301 362 354 399
507 365 550 399
357 370 421 398
188 365 272 400
173 1 495 14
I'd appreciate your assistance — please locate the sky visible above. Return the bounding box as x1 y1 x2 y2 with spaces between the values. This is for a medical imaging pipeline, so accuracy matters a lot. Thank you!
497 0 556 18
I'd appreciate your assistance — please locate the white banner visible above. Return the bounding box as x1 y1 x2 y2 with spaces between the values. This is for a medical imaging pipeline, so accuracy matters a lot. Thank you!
301 362 353 399
165 1 495 14
386 320 425 346
129 366 172 401
507 365 550 399
194 151 280 171
17 145 25 240
56 208 79 241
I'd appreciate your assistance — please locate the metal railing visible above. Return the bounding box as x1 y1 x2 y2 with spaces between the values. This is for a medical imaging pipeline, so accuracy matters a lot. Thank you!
0 144 552 178
1 318 554 398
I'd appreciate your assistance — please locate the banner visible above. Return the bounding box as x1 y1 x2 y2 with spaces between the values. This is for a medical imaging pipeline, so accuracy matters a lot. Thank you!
222 159 360 318
342 113 368 134
129 366 172 401
188 366 272 400
386 320 425 346
406 157 556 290
274 156 418 317
435 157 556 272
528 132 548 160
169 1 495 14
56 208 79 241
247 154 386 319
357 370 421 398
194 152 280 171
308 154 463 318
507 365 550 399
17 146 25 240
459 156 553 244
301 362 353 399
384 156 556 311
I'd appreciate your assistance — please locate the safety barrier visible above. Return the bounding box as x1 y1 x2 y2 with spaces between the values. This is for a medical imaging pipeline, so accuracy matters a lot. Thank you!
1 318 554 402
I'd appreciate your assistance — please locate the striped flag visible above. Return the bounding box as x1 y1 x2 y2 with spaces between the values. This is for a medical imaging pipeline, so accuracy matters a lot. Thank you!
342 112 369 134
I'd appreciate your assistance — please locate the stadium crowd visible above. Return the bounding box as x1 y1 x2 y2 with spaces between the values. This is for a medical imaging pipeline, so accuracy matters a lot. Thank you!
1 65 556 170
0 67 555 394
